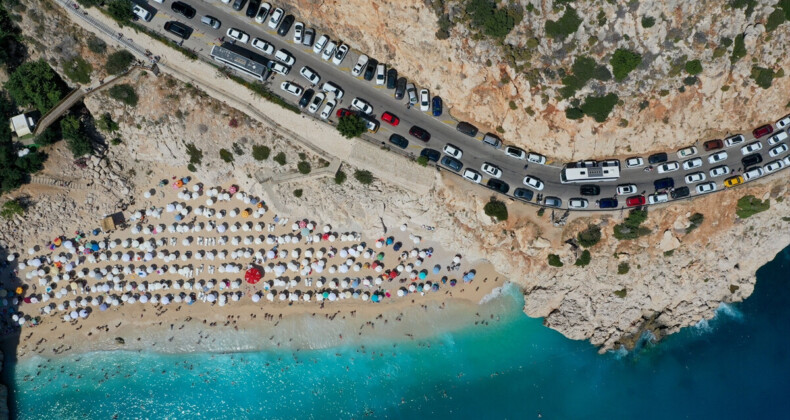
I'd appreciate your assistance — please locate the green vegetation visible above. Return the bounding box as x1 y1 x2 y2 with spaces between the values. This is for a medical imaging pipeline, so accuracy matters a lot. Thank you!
663 250 675 257
107 84 138 107
730 0 758 17
337 115 366 138
580 93 619 123
435 14 453 40
293 189 303 198
225 74 300 114
683 76 699 86
610 49 642 82
219 148 234 163
0 4 24 70
110 137 122 146
577 225 602 248
62 56 93 84
565 107 584 120
574 250 591 267
730 34 747 63
766 8 787 32
297 161 311 175
231 142 244 156
735 195 770 218
4 60 67 114
252 145 270 161
483 198 508 221
60 114 92 157
537 208 545 217
273 152 286 166
686 212 704 233
185 143 203 166
613 287 628 297
1 199 25 220
354 169 374 185
685 59 703 75
617 262 631 275
545 6 582 40
334 170 347 185
96 112 119 133
416 155 429 166
750 66 775 89
464 0 523 39
87 35 107 54
613 209 651 240
559 56 611 98
105 50 135 75
730 284 740 294
547 254 563 267
107 0 134 25
641 16 655 28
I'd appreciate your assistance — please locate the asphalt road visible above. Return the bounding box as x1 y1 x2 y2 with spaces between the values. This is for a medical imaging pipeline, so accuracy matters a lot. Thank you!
135 0 790 211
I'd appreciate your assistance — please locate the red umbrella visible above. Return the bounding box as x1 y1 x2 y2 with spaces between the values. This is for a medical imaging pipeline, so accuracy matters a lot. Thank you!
245 268 262 284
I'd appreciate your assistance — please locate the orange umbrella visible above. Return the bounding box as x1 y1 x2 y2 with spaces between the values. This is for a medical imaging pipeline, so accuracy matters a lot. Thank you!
54 238 62 246
15 287 23 295
241 210 250 218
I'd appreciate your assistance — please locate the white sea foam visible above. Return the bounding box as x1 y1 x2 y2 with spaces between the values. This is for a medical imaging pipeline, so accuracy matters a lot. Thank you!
693 318 713 334
715 302 744 321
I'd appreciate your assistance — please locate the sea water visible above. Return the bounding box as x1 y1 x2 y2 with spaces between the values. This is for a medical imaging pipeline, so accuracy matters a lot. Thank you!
8 246 790 419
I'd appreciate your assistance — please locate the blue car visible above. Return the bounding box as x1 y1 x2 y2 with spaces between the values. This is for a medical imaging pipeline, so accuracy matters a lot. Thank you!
598 198 618 209
420 148 440 162
432 96 442 117
440 156 462 172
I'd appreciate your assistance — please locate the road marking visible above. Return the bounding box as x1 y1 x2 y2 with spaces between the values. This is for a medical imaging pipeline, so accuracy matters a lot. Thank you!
442 119 455 125
374 85 386 89
193 32 206 38
339 67 350 71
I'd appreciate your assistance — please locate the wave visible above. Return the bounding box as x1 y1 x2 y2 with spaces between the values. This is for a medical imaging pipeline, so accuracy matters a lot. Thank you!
715 302 744 322
693 318 713 334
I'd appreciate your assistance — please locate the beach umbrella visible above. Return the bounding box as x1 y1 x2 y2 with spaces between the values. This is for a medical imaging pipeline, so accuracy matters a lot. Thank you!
419 271 427 280
207 293 216 303
70 310 79 319
251 293 261 303
245 268 262 284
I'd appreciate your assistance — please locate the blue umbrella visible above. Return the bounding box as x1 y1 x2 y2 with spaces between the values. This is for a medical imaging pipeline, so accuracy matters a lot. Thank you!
432 265 441 274
393 242 402 251
99 303 108 311
175 214 183 221
92 229 100 236
386 237 394 246
418 271 427 280
351 278 360 287
371 294 380 302
432 283 439 292
466 270 476 280
301 228 310 236
90 243 99 252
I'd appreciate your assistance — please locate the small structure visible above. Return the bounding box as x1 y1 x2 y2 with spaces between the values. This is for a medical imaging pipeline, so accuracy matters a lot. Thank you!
101 212 126 232
9 113 36 143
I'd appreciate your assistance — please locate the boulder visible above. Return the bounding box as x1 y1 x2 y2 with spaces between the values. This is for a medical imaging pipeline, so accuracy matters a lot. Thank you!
659 230 681 253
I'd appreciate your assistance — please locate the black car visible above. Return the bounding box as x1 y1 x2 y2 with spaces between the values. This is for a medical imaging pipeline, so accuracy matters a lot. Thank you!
487 179 510 194
648 152 668 164
245 0 260 18
298 89 314 108
408 126 430 142
164 21 192 39
420 148 440 162
231 0 245 11
598 198 618 208
363 59 378 81
277 15 294 36
654 177 674 190
394 77 407 99
388 134 408 149
670 186 690 199
456 121 479 137
302 28 315 46
513 188 534 202
386 68 398 89
742 153 763 168
171 1 196 19
440 156 462 172
580 185 600 196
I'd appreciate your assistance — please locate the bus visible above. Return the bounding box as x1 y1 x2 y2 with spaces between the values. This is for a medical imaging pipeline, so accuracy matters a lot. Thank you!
560 161 621 183
210 44 269 81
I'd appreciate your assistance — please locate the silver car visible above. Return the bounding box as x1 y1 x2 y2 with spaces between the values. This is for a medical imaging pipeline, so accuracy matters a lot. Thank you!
406 83 417 105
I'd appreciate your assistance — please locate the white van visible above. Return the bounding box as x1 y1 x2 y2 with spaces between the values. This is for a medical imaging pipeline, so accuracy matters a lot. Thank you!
482 132 502 149
132 5 152 22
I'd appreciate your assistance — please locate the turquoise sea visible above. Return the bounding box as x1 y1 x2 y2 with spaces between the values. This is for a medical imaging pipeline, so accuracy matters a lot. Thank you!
6 246 790 419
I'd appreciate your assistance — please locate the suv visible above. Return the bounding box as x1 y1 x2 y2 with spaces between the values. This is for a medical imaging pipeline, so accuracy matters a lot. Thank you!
231 0 246 11
440 156 463 172
386 69 398 89
277 15 294 36
363 59 378 81
456 122 479 137
171 1 196 18
670 186 690 199
302 28 315 46
724 134 745 148
420 148 441 162
245 0 260 18
482 133 502 149
394 77 407 100
133 5 152 22
752 124 773 139
580 185 600 196
513 188 534 202
408 126 430 142
543 197 562 208
654 177 674 190
164 21 191 39
298 89 314 108
703 139 723 151
406 83 418 105
487 179 510 194
742 154 763 168
201 15 221 29
598 198 618 209
388 134 408 149
648 153 668 164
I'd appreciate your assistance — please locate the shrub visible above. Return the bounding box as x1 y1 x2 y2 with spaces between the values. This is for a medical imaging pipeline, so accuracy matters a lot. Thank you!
252 145 270 161
107 84 138 106
565 107 584 119
110 137 122 146
293 189 303 198
613 209 651 240
686 213 704 233
185 143 203 165
107 0 134 25
96 112 119 133
60 114 92 157
105 50 135 75
1 199 24 220
435 14 453 40
641 16 655 28
508 100 517 110
577 225 602 248
685 59 703 75
580 93 619 122
337 115 366 138
62 56 92 84
5 60 67 114
617 263 630 275
548 254 563 267
613 287 627 297
416 155 429 166
766 8 786 32
483 198 508 221
187 163 196 172
33 126 60 146
354 169 373 185
610 49 642 82
273 152 286 165
87 35 106 54
663 250 674 257
465 0 522 39
334 170 347 185
736 195 770 218
730 34 746 63
683 76 699 86
750 66 775 89
545 6 582 40
537 208 545 217
297 161 311 174
225 75 300 114
574 250 591 267
219 149 234 163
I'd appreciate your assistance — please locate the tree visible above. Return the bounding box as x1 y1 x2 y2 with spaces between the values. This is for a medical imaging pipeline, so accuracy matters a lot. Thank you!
545 7 582 40
685 59 703 75
273 152 286 165
107 84 138 106
750 66 775 89
297 161 311 174
483 198 508 221
337 115 366 138
1 198 25 220
0 5 24 70
641 16 655 28
610 49 642 82
96 112 119 133
334 170 347 184
4 60 67 114
219 148 234 163
736 195 770 218
577 225 602 248
565 107 584 119
416 155 429 166
60 114 92 157
580 93 619 122
105 50 135 75
252 145 270 161
465 0 522 39
354 169 373 185
574 250 591 267
730 34 747 64
107 0 134 25
613 209 651 240
766 8 787 32
548 254 563 267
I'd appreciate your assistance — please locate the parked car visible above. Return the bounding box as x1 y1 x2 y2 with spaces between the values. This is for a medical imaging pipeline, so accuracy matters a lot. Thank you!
513 188 534 202
677 146 697 158
375 64 386 85
723 175 744 188
481 163 502 178
313 35 329 54
616 184 637 195
272 49 294 65
245 0 260 18
200 15 221 29
684 172 706 184
164 21 192 39
522 176 544 191
768 131 788 145
785 155 790 167
319 99 336 120
280 81 302 96
568 198 589 209
741 153 763 168
251 38 274 54
335 108 355 118
653 177 674 190
440 156 463 172
707 151 728 164
408 126 430 142
321 41 337 60
443 144 463 159
696 182 717 193
420 148 441 162
299 66 321 86
670 187 690 199
740 142 763 155
724 134 745 148
298 89 314 108
598 198 619 208
254 3 271 23
332 44 349 65
648 193 668 204
381 112 399 126
776 114 790 130
543 197 562 208
648 153 668 164
482 133 502 149
682 158 703 170
302 28 315 46
320 81 343 99
602 159 620 167
657 162 680 173
752 124 773 139
363 118 379 133
432 97 443 117
388 134 408 149
276 14 294 36
626 195 646 207
769 143 788 157
133 5 152 22
292 21 303 43
267 61 289 76
363 59 378 81
463 169 482 184
454 122 478 138
580 185 600 196
350 98 373 114
703 139 723 151
625 157 644 168
764 160 785 174
486 179 510 194
527 153 546 165
306 92 325 114
386 68 398 89
171 1 196 18
226 28 249 43
231 0 245 11
267 7 283 29
406 83 418 105
419 89 430 111
743 167 764 181
504 146 525 160
709 165 731 178
351 54 368 76
394 77 406 100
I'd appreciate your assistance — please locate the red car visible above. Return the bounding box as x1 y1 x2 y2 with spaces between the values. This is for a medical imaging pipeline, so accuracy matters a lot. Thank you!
336 108 355 118
752 124 773 139
626 195 646 207
703 139 723 151
381 111 400 126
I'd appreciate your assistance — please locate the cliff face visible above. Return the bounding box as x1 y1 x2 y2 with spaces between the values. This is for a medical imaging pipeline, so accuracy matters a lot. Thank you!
290 0 790 159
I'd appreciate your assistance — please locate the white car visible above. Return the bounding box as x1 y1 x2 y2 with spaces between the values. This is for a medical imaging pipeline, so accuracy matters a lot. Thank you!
320 81 344 99
784 155 790 166
709 165 731 178
251 38 274 55
743 167 763 181
319 99 336 120
740 142 763 155
648 193 669 204
443 144 463 159
351 54 368 77
523 175 544 191
313 35 329 54
419 89 430 111
274 49 294 66
226 28 249 43
775 114 790 130
764 160 785 174
481 163 502 178
505 146 526 160
299 66 321 86
568 198 589 209
132 5 152 22
375 64 386 85
280 81 302 96
677 146 698 158
696 182 717 193
332 44 349 65
682 157 703 170
293 22 303 43
350 97 373 114
724 134 745 148
527 153 546 165
307 92 325 114
657 162 680 173
254 3 271 23
768 131 788 145
625 157 644 168
267 61 289 76
616 184 637 195
267 8 284 29
684 172 706 184
321 41 337 61
462 169 482 184
769 143 788 157
707 151 728 164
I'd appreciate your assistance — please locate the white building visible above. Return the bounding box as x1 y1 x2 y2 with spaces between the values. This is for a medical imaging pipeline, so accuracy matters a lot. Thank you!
9 113 36 138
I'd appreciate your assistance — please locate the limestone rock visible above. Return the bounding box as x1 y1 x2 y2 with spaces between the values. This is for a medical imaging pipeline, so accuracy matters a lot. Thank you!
659 230 681 253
